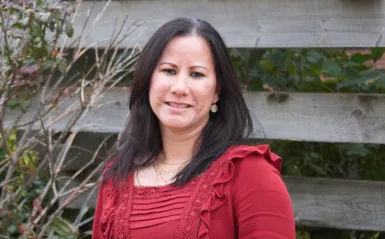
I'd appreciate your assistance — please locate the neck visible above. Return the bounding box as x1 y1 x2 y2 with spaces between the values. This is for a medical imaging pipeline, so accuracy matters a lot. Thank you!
159 123 206 164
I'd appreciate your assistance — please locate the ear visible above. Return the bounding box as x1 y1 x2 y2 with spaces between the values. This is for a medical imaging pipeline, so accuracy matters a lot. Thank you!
213 92 220 104
213 84 221 103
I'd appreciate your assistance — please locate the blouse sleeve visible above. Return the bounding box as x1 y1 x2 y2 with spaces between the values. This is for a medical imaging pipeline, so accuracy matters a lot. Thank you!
92 179 107 239
92 163 116 239
232 152 295 239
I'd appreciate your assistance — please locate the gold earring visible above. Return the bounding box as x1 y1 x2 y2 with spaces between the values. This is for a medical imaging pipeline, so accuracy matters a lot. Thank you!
210 103 218 113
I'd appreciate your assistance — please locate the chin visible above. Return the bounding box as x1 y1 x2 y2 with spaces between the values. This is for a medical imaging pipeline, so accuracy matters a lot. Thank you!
160 119 190 131
164 122 188 130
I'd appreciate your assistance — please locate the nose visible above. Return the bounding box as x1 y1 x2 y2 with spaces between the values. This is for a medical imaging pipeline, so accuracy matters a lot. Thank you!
170 73 189 96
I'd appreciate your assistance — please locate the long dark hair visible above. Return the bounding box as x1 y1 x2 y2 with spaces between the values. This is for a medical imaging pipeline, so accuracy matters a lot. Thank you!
104 17 253 186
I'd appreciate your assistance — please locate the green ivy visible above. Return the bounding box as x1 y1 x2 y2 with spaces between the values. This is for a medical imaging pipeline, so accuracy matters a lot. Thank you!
230 48 385 93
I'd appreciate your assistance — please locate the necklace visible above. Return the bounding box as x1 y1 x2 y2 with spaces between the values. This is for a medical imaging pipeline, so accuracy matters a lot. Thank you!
136 157 191 186
158 158 191 165
135 165 182 186
136 168 160 187
153 161 188 185
153 162 173 184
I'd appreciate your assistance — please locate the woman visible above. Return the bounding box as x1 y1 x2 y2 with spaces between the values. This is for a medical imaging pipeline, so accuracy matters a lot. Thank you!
92 18 295 239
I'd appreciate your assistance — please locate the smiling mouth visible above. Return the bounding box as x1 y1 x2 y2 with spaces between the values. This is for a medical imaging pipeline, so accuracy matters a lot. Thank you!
166 102 190 109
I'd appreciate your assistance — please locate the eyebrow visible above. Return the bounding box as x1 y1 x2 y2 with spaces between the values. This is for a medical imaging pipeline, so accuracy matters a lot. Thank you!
159 62 209 71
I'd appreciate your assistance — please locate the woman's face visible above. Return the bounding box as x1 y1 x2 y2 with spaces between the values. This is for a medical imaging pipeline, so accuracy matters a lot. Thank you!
149 35 219 133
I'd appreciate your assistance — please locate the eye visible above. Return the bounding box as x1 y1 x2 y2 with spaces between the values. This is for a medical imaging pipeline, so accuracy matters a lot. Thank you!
162 69 176 75
190 72 205 78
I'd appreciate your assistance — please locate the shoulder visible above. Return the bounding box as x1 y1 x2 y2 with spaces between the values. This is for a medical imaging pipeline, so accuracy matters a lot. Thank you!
221 145 295 239
205 143 288 207
225 144 282 173
198 145 292 238
223 144 284 191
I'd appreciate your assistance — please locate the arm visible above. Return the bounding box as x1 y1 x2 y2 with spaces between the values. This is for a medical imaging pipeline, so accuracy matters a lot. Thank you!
92 180 106 239
232 154 295 239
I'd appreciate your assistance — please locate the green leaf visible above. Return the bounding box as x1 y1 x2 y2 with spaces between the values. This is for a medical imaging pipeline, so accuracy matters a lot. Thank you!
358 70 381 83
30 47 49 59
12 22 23 29
309 163 329 176
339 70 382 90
371 47 385 61
350 53 373 63
7 99 20 109
377 75 385 87
305 63 323 76
41 59 56 72
322 59 342 76
339 144 371 157
65 23 74 38
337 79 358 89
51 217 77 236
265 49 284 63
296 229 311 239
259 60 275 72
286 59 297 76
57 58 68 73
306 51 323 64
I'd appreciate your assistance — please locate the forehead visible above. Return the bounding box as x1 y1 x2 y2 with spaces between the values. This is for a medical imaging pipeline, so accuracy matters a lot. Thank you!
159 35 214 64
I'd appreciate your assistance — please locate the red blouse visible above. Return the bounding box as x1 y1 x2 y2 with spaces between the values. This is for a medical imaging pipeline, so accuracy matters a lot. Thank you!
92 144 295 239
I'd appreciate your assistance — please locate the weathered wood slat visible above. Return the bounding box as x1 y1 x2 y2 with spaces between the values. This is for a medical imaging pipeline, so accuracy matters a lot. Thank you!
245 92 385 144
69 0 385 48
61 175 385 231
5 90 385 144
286 176 385 231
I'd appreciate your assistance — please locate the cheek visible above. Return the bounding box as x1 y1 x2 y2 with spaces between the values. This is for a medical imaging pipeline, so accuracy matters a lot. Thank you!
198 81 218 102
149 76 168 102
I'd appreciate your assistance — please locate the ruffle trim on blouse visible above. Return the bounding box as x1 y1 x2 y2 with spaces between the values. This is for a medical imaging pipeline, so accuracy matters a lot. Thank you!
198 144 281 239
100 162 118 238
100 187 117 238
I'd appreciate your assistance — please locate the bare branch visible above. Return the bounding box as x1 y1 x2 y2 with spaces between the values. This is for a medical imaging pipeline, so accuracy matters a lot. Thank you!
36 163 105 237
74 185 98 226
39 115 56 197
58 134 113 194
77 216 94 228
0 8 13 64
